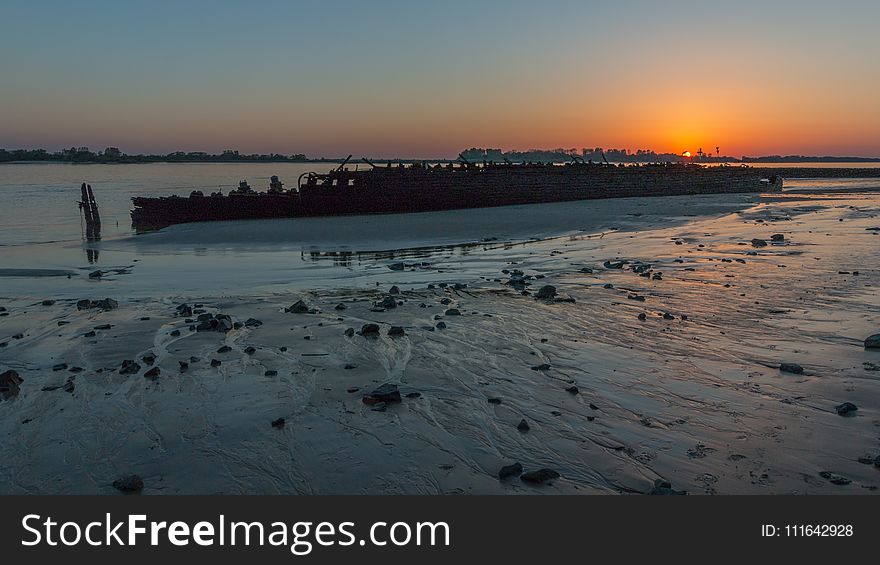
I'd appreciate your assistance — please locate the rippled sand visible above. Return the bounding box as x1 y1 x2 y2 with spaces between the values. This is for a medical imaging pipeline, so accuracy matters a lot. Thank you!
1 191 879 494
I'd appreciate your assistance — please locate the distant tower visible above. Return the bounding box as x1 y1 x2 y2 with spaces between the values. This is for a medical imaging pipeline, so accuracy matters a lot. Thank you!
716 146 720 158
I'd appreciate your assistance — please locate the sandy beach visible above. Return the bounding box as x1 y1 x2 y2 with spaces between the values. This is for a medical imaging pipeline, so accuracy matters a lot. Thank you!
1 187 879 495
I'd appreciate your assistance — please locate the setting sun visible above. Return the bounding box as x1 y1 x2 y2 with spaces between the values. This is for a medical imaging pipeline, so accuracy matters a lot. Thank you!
682 151 692 158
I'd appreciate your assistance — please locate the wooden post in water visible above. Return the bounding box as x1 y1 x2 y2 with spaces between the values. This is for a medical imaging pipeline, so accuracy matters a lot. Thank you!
78 182 101 240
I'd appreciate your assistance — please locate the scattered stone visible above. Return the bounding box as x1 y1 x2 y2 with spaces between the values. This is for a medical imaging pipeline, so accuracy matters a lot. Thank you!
649 479 687 495
498 462 523 481
217 345 232 353
88 270 103 278
662 313 675 320
94 324 113 330
388 326 406 337
343 364 357 370
62 380 75 393
344 328 355 337
285 300 311 314
52 363 68 371
41 299 56 306
264 370 278 376
535 285 557 300
565 386 579 395
144 367 160 379
334 303 347 311
517 419 530 432
371 402 387 412
170 329 181 337
603 260 627 269
360 323 380 337
244 346 256 355
77 298 118 311
142 354 156 366
819 471 851 486
0 370 23 400
770 234 785 242
835 402 858 416
779 363 804 374
271 417 286 429
444 308 461 316
210 359 222 367
389 285 400 295
178 361 189 372
603 283 614 289
362 383 402 405
196 313 234 333
750 238 767 247
436 321 447 329
388 262 405 271
113 475 144 493
864 334 880 349
487 398 502 405
520 469 560 484
118 360 141 375
405 392 421 399
637 313 647 320
376 295 397 309
244 318 263 327
531 364 551 371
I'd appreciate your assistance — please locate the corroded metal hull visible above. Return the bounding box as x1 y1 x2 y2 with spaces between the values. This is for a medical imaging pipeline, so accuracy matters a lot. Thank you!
131 163 782 232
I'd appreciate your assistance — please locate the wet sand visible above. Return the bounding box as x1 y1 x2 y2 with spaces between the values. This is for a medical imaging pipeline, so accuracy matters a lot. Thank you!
1 191 879 494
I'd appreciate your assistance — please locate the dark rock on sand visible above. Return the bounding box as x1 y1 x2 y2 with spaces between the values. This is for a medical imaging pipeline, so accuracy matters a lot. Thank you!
649 479 687 495
819 471 851 485
535 285 557 300
244 346 256 355
487 398 502 405
334 303 347 311
0 370 23 400
835 402 858 416
444 308 461 316
388 262 405 271
521 469 560 484
244 318 263 327
436 321 447 329
271 418 286 429
217 345 232 353
77 298 118 311
113 475 144 493
566 386 580 395
363 383 402 405
178 361 189 372
119 360 141 375
498 462 523 481
170 329 181 337
603 283 614 289
344 328 355 337
770 234 785 242
360 324 381 337
388 326 406 337
864 334 880 349
389 285 400 295
405 392 421 399
750 238 768 247
88 270 103 278
531 364 551 371
377 296 397 309
53 363 68 371
285 300 311 314
264 370 278 376
41 299 56 306
779 363 804 374
517 419 530 432
144 367 160 379
142 354 156 366
637 313 647 320
210 359 222 367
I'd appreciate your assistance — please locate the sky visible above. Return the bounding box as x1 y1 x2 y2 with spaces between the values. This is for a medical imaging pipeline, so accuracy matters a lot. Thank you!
1 0 879 158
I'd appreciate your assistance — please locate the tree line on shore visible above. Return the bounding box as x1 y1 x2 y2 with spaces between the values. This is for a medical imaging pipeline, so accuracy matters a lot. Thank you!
2 146 878 164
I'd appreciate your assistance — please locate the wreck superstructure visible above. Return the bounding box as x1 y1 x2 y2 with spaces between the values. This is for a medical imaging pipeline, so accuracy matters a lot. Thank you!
131 160 783 232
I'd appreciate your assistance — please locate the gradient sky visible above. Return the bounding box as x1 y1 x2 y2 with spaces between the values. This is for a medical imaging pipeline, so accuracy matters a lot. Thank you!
2 0 879 158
